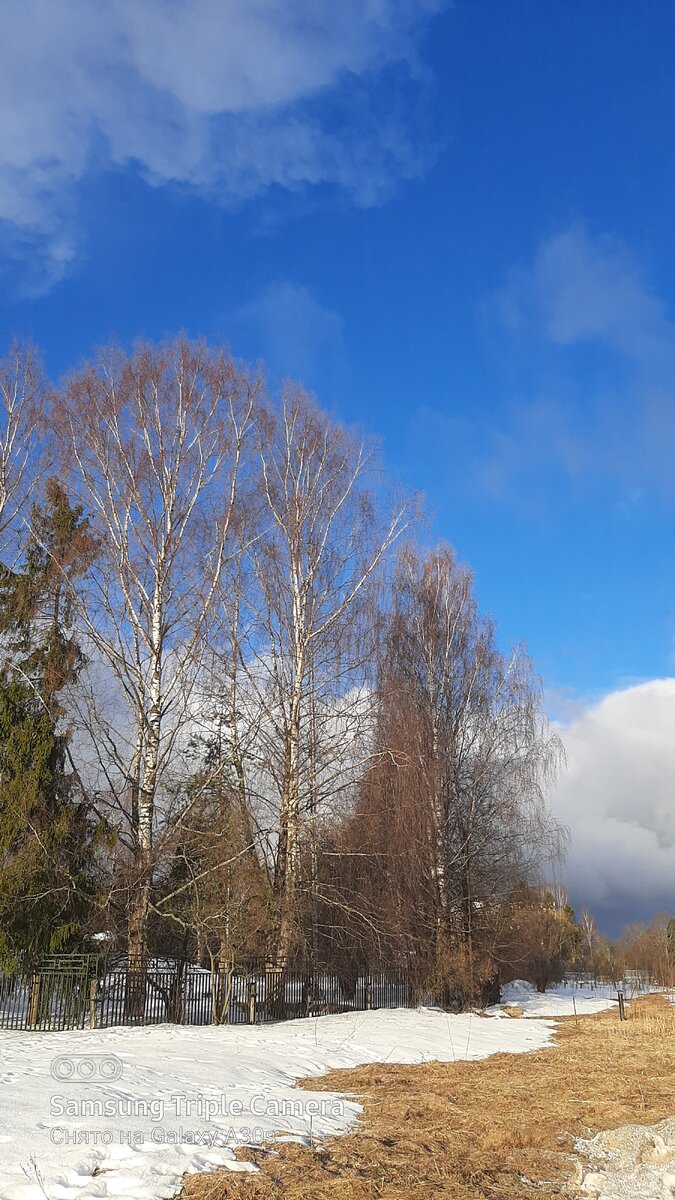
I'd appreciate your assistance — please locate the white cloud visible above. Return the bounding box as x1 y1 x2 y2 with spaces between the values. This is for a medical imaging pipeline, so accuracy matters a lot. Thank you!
416 395 591 506
550 679 675 927
235 281 345 386
498 225 675 377
0 0 446 292
433 225 675 503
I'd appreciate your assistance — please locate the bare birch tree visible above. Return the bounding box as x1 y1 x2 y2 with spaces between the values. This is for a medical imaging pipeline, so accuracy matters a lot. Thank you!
54 339 256 964
236 387 413 966
0 341 46 569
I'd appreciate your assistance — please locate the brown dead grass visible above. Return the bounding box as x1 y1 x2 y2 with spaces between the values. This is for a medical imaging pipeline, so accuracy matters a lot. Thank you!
181 994 675 1200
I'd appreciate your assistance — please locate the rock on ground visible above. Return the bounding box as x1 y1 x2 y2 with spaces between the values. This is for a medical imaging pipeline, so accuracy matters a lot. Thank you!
573 1118 675 1199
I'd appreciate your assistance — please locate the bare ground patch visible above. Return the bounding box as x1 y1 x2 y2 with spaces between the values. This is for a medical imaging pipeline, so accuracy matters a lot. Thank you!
181 995 675 1200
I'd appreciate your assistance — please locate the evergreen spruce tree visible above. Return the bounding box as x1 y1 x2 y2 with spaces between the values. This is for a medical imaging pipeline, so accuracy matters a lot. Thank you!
0 479 102 969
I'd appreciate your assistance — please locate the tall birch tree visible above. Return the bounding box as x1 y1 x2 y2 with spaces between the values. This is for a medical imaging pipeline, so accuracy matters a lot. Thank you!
0 341 46 569
55 339 256 964
240 387 412 966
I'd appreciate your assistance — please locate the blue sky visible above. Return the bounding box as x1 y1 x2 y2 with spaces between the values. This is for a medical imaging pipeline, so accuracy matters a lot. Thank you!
2 1 675 923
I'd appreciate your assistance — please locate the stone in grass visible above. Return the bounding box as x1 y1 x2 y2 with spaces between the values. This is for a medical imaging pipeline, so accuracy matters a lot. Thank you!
580 1171 607 1197
636 1134 671 1165
662 1173 675 1200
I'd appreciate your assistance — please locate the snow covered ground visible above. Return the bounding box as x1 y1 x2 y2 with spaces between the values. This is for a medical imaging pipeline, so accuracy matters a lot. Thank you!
493 979 623 1018
0 1006 555 1200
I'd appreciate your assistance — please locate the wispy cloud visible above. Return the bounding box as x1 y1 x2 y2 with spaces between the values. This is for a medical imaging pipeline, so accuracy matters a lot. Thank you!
496 226 675 494
416 396 591 507
550 679 675 929
419 225 675 506
234 281 345 388
497 225 675 376
0 0 447 293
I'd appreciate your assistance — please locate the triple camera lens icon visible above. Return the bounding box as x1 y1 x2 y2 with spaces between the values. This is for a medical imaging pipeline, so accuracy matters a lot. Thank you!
50 1054 123 1082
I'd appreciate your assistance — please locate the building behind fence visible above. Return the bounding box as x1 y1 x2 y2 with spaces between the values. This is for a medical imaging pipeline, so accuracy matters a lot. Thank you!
0 954 414 1032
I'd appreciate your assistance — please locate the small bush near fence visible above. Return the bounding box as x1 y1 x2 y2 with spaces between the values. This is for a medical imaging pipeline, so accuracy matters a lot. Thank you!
0 955 413 1032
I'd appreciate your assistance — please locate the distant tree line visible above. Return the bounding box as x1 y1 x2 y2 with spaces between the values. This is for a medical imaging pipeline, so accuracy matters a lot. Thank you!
0 337 656 1006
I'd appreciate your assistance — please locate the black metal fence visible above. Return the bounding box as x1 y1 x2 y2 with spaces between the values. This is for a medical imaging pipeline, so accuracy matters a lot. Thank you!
0 955 414 1032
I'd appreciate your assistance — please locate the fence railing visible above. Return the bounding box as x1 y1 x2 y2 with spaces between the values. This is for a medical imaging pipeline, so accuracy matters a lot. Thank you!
0 958 414 1032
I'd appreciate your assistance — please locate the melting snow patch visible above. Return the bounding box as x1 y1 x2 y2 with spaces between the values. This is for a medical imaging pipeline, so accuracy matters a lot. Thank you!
0 1007 555 1200
491 980 621 1019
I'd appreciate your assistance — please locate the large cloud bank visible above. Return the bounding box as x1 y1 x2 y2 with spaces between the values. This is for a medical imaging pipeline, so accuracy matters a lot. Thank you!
550 679 675 932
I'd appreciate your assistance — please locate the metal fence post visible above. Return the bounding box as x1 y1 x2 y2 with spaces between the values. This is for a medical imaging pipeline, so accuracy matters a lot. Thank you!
247 977 257 1025
302 975 311 1018
365 977 372 1010
29 974 41 1028
89 978 98 1029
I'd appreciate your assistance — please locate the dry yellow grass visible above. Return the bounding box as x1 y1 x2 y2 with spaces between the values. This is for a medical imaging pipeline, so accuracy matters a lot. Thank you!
181 995 675 1200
